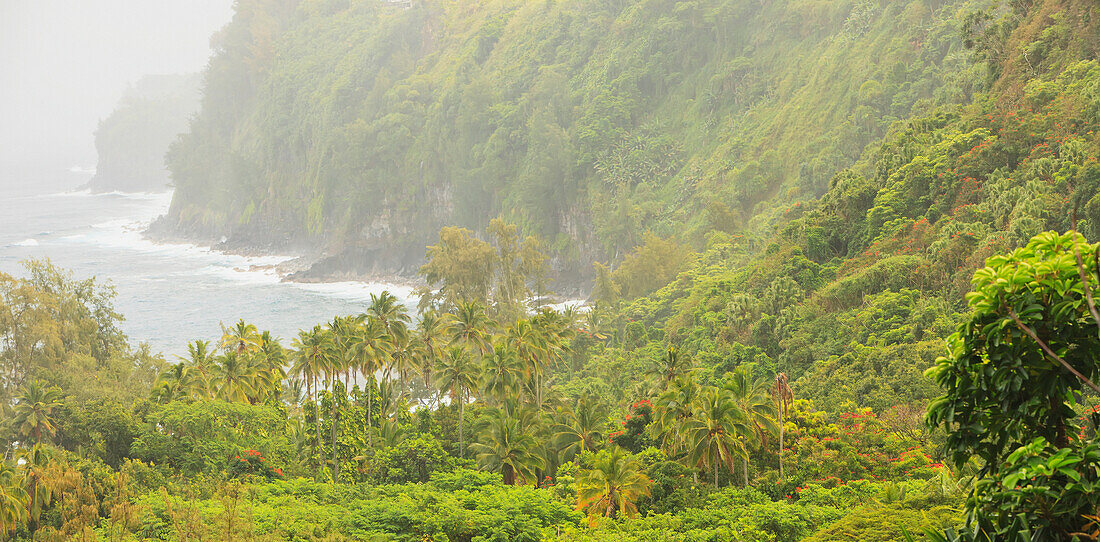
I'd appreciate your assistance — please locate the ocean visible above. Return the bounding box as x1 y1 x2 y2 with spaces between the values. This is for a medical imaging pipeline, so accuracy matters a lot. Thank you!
0 166 416 359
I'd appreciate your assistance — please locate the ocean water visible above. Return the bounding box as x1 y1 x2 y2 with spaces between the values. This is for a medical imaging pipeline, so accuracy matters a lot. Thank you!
0 167 416 359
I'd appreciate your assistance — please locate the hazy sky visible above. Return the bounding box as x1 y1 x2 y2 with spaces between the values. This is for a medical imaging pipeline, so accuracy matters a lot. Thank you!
0 0 233 174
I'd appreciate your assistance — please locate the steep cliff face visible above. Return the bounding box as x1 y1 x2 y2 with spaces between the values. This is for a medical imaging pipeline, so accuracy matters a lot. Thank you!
88 74 200 193
163 0 988 280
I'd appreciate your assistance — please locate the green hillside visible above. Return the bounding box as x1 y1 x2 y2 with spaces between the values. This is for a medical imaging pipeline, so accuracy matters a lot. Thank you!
163 0 985 276
89 74 200 193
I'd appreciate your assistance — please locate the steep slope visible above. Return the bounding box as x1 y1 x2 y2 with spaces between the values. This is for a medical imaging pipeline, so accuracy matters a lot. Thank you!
572 0 1100 413
88 74 200 193
161 0 985 278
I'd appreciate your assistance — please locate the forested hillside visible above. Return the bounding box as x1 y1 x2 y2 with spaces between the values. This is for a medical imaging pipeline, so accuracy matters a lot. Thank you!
162 0 985 277
4 0 1100 540
88 74 200 193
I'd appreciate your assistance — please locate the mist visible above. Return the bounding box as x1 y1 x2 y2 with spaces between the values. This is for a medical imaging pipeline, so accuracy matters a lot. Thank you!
0 0 232 184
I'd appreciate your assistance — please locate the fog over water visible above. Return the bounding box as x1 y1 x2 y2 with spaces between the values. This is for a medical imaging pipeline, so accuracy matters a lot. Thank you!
0 2 417 357
0 0 234 173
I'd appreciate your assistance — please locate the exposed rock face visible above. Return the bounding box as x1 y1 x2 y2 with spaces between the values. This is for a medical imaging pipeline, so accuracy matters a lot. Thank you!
88 74 200 193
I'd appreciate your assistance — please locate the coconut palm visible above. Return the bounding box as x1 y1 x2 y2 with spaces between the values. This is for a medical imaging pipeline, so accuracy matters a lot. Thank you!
179 339 216 397
433 346 480 459
211 351 257 404
328 316 359 388
346 318 390 444
373 418 407 448
366 291 410 348
220 319 261 354
17 445 53 534
152 362 189 404
506 319 548 405
250 332 288 404
12 381 62 445
320 323 348 482
291 326 334 474
683 387 750 487
376 378 410 425
773 372 793 479
646 346 692 391
553 394 608 462
0 461 28 540
723 367 777 485
654 375 700 455
575 447 653 522
451 300 494 355
413 311 453 399
469 409 545 485
480 341 523 404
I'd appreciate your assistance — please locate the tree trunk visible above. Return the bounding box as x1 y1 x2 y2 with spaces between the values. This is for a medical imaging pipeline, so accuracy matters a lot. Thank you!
743 457 749 487
778 409 785 480
714 461 719 488
311 377 321 477
367 376 373 447
331 377 339 482
458 391 466 459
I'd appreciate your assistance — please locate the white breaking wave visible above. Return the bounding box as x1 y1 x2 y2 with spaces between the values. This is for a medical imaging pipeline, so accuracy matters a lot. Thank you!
292 281 418 304
55 188 416 304
12 238 38 247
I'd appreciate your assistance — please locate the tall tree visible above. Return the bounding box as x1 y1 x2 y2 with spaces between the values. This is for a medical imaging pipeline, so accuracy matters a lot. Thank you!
552 394 608 462
480 341 523 404
433 346 480 459
12 381 62 445
683 387 749 487
291 326 333 476
211 352 257 404
0 461 28 540
772 373 793 480
723 367 777 486
220 319 261 355
506 319 548 406
346 318 390 445
451 301 494 356
469 409 544 485
413 311 453 402
575 447 653 523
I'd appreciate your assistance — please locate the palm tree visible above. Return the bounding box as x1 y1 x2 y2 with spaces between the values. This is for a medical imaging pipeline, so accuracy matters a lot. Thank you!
328 316 359 388
367 291 410 385
211 351 257 403
249 333 287 404
179 339 216 397
451 300 494 356
654 375 699 456
683 387 750 488
320 323 346 482
724 367 777 486
373 418 407 448
376 378 410 425
220 319 261 354
152 362 189 404
575 447 653 523
0 461 28 540
433 346 480 459
414 311 453 401
773 373 793 480
506 319 548 406
469 409 545 485
346 318 390 444
645 346 692 391
552 394 608 462
480 341 523 404
12 381 62 445
17 445 53 534
291 326 334 475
